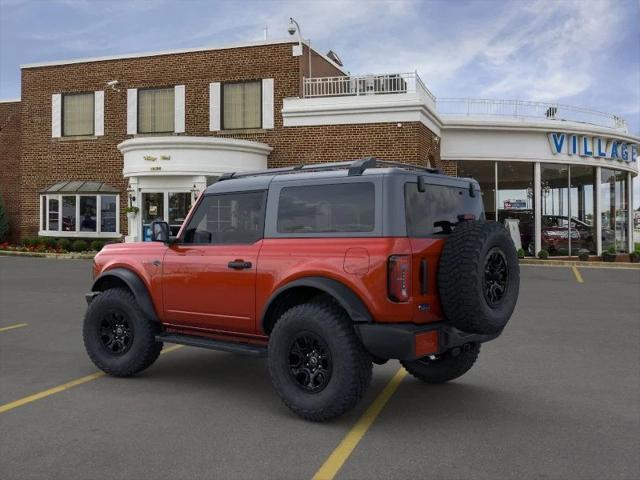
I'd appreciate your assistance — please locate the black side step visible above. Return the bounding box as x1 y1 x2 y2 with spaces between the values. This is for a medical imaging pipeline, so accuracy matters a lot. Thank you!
156 333 268 357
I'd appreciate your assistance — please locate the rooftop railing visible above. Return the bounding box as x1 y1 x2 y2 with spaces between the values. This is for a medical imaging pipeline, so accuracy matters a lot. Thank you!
301 74 627 131
435 98 627 131
303 72 436 102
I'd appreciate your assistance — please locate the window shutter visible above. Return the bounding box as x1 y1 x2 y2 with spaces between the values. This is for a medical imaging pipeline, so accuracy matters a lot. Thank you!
174 85 185 133
94 91 104 136
209 82 221 131
262 78 274 129
127 88 137 134
51 94 62 138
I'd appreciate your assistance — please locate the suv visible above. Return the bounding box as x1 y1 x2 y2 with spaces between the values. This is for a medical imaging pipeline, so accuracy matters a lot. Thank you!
84 158 519 421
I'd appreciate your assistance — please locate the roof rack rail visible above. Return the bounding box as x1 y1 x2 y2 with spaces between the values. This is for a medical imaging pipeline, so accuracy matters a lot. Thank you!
216 157 440 182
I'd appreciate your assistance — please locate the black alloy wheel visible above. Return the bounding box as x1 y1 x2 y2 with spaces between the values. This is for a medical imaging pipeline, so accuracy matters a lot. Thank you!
99 310 134 355
288 332 332 393
483 247 508 307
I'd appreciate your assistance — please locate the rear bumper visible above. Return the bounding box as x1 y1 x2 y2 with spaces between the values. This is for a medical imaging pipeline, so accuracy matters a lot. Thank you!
355 322 501 361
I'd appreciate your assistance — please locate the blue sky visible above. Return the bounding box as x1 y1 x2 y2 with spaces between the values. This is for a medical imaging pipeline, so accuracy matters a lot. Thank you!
1 0 639 200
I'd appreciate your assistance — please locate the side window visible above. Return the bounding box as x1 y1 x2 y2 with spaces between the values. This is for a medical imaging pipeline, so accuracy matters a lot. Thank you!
277 183 375 234
405 183 483 237
181 191 266 245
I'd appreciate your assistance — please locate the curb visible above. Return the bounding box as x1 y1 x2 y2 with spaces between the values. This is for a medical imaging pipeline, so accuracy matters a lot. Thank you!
520 259 640 269
0 250 95 259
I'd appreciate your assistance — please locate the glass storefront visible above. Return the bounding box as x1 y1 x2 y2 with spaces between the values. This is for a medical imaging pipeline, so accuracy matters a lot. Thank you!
141 191 193 240
497 162 534 255
458 160 632 257
601 169 628 253
457 161 496 220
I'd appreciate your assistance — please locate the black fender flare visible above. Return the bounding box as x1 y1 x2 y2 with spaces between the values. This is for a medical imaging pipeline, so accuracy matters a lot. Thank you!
261 276 372 333
91 268 159 322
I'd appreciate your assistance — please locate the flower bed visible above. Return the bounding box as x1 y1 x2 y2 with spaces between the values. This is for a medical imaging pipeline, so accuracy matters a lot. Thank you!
0 236 121 254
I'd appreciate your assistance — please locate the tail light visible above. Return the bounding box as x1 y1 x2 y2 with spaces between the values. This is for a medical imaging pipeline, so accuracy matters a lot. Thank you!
388 255 411 302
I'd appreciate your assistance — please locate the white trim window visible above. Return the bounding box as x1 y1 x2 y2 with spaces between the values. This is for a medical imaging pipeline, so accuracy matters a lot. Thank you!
52 91 104 138
128 85 185 134
222 80 262 130
39 183 120 238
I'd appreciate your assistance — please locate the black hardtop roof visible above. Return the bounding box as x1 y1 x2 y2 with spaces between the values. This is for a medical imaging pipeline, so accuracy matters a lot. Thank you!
204 157 477 194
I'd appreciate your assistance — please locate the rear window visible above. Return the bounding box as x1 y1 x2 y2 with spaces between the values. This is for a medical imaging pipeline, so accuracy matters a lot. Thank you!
405 182 483 237
277 183 375 233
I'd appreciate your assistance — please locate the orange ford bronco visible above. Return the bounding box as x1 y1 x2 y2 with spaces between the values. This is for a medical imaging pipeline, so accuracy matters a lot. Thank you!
84 158 519 421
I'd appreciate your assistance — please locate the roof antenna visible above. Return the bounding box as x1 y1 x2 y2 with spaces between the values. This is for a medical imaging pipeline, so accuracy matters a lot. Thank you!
263 25 268 40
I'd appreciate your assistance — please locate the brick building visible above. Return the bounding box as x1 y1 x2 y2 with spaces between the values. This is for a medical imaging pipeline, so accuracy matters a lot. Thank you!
0 37 637 255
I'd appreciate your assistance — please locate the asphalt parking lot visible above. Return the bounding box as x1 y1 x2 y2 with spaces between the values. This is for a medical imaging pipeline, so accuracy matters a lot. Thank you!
0 257 639 480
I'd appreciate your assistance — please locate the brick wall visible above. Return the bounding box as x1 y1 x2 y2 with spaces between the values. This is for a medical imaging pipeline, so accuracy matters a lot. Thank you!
15 41 441 239
0 101 21 241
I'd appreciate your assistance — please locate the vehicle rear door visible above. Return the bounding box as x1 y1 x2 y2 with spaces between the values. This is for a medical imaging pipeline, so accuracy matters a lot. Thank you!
161 191 266 333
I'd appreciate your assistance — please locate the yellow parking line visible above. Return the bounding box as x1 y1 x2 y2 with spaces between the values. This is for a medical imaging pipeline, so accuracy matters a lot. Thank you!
0 323 28 333
0 344 183 415
571 266 584 283
312 367 408 480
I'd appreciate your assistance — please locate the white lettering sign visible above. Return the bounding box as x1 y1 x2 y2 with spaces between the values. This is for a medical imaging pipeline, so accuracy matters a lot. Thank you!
548 132 638 164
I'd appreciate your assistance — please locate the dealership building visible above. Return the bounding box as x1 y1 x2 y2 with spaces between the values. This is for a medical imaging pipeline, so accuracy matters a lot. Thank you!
0 38 637 256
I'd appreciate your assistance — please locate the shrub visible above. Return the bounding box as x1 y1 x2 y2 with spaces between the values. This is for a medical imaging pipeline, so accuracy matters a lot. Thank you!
71 239 88 252
40 237 57 249
0 195 9 242
537 249 549 260
90 240 105 252
630 252 640 263
517 248 525 259
607 244 617 254
58 238 72 252
21 237 37 247
578 251 589 261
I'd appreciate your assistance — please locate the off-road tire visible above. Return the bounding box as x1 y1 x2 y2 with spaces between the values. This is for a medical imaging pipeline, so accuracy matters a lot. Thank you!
438 221 519 334
268 301 372 422
83 288 162 377
401 344 480 384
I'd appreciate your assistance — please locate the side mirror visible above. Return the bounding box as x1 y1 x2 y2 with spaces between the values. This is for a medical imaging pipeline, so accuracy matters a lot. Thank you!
151 221 170 243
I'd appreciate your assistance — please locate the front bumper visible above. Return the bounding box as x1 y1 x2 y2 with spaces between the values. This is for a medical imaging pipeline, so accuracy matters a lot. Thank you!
355 322 501 362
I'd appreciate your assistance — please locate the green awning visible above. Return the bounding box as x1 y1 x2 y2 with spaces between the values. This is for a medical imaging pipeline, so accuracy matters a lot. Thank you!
41 181 119 194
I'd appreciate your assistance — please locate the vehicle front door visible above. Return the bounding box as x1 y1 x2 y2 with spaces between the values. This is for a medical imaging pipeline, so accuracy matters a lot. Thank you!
161 191 266 334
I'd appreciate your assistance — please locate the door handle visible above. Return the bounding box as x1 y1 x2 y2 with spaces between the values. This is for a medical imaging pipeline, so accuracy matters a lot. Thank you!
228 259 252 270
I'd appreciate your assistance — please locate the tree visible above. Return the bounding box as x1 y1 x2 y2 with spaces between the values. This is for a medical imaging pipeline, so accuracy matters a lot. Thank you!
0 194 9 242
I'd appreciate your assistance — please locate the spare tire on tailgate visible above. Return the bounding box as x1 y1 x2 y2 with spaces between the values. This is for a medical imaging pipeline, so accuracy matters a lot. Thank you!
438 221 519 334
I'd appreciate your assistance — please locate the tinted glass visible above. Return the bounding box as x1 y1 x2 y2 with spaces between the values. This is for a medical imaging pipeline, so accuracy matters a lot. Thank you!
62 196 76 232
101 195 117 233
277 183 375 234
182 192 265 244
79 196 97 232
405 183 483 237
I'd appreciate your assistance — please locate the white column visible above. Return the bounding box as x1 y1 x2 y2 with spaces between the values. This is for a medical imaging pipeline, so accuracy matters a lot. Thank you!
534 162 542 256
125 177 139 243
628 172 634 253
595 167 602 256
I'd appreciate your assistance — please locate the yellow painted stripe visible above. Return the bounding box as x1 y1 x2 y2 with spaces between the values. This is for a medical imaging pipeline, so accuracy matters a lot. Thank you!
0 323 28 333
571 266 584 283
0 344 184 415
312 367 408 480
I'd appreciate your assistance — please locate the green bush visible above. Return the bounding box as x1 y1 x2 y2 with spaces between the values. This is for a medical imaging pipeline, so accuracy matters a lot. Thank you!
629 252 640 263
71 239 88 252
0 195 9 242
21 237 37 247
606 244 617 254
58 238 72 252
537 249 549 260
516 248 525 259
90 240 105 252
40 237 57 249
578 251 589 261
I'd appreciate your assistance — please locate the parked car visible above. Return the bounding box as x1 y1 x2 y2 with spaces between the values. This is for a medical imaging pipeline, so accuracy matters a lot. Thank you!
83 158 520 421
